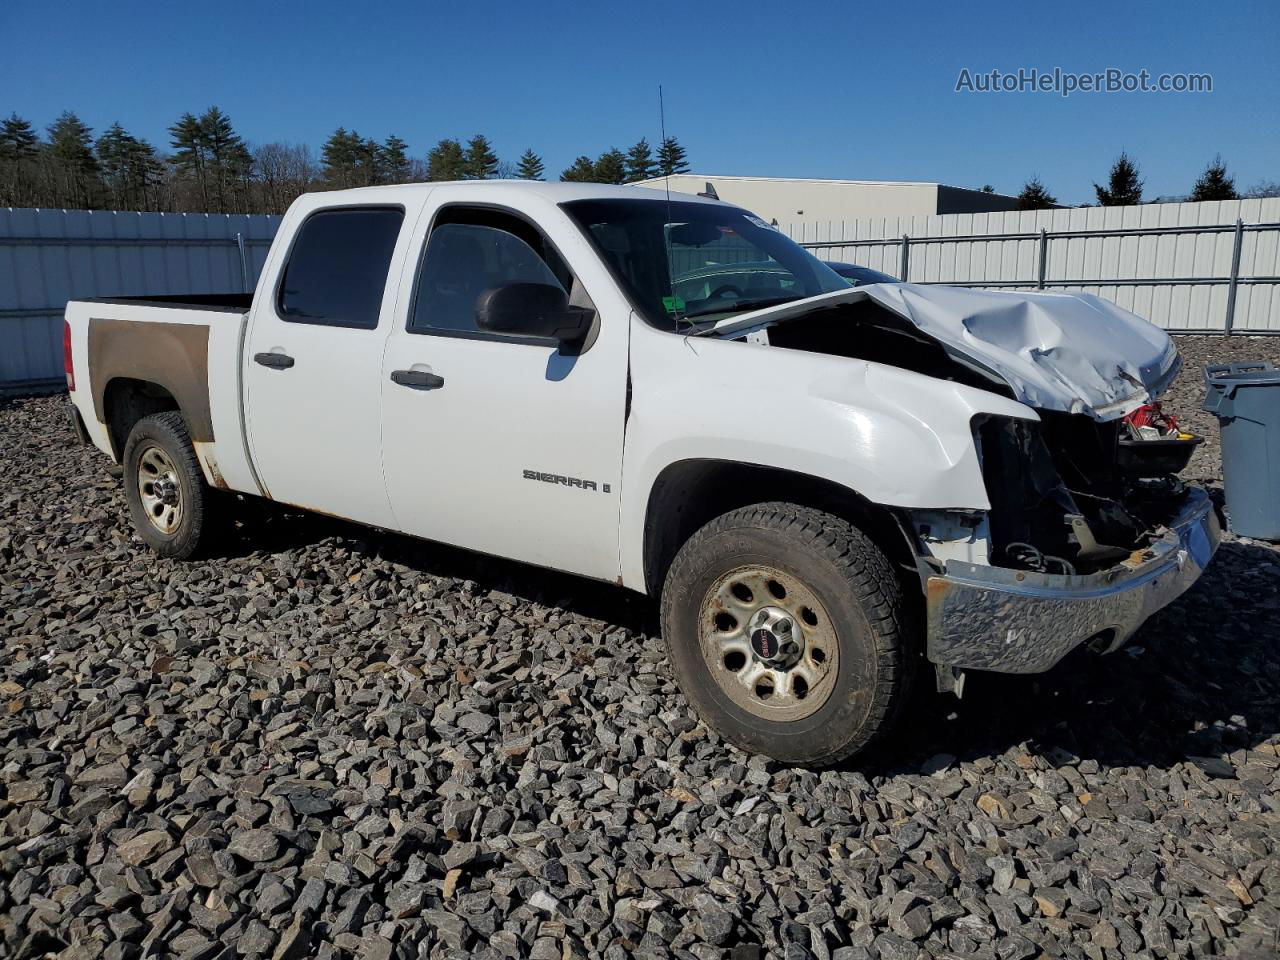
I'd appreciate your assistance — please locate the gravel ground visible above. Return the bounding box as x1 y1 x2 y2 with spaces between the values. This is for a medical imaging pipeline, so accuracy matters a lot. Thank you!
2 336 1279 960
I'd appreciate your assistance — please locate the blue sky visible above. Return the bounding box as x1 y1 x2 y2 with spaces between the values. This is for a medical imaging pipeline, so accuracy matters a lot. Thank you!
3 0 1277 204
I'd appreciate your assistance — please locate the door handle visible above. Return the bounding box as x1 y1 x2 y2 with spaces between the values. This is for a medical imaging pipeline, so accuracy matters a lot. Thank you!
390 369 445 390
254 351 295 370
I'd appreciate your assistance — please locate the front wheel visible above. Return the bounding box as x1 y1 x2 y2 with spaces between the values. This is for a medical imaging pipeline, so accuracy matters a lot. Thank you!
660 502 911 766
122 412 223 559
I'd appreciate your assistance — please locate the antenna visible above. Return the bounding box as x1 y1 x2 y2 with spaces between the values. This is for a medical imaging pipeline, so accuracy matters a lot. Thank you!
658 85 684 327
659 85 671 201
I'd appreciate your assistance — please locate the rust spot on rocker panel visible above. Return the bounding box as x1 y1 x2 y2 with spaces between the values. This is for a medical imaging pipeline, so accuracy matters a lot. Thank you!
193 442 229 490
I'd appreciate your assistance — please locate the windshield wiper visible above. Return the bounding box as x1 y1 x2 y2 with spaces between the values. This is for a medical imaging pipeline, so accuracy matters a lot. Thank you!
682 295 801 321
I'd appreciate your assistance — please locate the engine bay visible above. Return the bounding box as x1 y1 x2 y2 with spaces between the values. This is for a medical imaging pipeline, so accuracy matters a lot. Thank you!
975 412 1198 575
761 299 1015 396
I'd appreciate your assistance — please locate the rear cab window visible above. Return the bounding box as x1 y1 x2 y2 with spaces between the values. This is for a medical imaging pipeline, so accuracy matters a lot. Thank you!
277 207 405 329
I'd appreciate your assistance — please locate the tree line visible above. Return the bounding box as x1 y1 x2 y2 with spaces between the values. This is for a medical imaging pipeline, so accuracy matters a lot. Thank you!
1013 152 1278 210
0 107 694 215
4 108 1274 216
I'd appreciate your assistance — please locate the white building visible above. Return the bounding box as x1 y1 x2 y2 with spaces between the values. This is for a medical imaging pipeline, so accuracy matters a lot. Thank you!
630 174 1024 224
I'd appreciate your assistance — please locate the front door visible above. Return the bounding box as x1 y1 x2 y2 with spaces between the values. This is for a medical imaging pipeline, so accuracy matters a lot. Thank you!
245 201 416 527
379 196 628 580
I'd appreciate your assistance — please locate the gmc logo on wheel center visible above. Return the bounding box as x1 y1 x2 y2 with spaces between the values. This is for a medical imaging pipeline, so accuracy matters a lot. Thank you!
522 469 611 494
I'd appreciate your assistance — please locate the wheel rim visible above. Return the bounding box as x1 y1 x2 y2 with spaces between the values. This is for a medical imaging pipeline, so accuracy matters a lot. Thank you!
137 445 183 535
699 565 839 721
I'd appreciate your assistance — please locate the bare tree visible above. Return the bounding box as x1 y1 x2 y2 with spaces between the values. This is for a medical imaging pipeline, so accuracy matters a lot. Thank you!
1244 179 1280 199
407 157 430 183
253 142 318 213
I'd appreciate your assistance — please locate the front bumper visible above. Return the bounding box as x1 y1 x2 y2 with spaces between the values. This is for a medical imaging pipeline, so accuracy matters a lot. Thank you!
925 486 1221 674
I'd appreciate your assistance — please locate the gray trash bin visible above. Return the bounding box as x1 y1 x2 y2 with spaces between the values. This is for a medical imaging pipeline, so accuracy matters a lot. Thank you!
1202 362 1280 540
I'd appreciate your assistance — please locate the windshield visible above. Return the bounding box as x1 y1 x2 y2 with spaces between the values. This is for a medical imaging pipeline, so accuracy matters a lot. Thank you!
562 198 849 330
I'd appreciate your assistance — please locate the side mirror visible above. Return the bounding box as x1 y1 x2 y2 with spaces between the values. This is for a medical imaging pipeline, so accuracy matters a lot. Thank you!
475 282 593 342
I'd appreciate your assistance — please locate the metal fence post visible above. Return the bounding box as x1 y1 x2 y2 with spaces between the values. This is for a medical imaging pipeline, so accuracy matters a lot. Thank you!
899 234 910 282
1037 228 1048 290
236 232 250 294
1225 218 1244 335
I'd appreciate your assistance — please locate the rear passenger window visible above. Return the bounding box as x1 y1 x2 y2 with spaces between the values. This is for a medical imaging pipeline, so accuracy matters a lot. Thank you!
278 207 404 328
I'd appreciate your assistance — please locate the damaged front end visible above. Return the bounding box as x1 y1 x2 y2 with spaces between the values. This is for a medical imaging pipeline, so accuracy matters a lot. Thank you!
918 413 1221 678
974 412 1199 577
710 282 1220 679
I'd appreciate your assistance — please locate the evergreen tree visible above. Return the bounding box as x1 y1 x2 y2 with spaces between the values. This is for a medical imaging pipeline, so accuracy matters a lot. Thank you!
380 135 411 182
463 135 498 179
0 113 41 206
322 129 392 188
200 107 251 213
427 139 466 181
169 111 210 208
516 148 544 180
560 156 598 182
96 122 161 210
356 136 383 186
657 136 689 176
593 148 627 185
625 139 657 182
46 111 101 208
1190 155 1238 202
0 113 38 161
1016 176 1057 210
321 127 360 189
1094 152 1143 206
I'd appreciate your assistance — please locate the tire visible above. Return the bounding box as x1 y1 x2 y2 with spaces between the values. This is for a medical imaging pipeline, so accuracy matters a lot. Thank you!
122 412 223 559
660 502 911 766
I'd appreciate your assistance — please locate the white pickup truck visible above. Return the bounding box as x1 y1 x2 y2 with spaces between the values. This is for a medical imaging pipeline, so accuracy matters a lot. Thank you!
64 181 1219 765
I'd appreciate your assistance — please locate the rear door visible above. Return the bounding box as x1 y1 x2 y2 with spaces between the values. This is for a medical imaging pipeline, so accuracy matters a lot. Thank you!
379 192 629 580
244 199 421 527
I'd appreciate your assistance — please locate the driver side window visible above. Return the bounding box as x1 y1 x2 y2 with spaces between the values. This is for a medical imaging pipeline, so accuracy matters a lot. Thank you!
410 208 573 337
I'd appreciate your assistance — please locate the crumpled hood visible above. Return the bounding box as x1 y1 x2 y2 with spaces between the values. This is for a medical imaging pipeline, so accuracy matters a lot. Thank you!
712 283 1180 419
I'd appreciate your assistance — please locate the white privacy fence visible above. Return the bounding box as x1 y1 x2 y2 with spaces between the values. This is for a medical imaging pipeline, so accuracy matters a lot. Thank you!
1 208 281 390
789 197 1280 334
4 199 1280 390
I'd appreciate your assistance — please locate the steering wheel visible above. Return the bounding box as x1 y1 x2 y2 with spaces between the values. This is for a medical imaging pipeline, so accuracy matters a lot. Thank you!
707 283 744 300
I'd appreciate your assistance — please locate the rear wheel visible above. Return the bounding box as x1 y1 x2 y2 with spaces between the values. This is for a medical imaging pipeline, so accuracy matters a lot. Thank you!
122 412 223 559
660 502 911 766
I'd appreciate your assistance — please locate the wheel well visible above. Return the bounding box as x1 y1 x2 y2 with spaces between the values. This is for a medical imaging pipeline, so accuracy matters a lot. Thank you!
103 378 181 460
642 459 919 597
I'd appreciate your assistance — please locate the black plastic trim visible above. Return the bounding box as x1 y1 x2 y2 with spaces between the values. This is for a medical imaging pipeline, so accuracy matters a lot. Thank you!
69 405 91 444
80 294 250 314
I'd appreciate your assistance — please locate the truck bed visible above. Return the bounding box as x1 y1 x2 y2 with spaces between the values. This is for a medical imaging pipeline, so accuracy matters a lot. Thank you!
65 293 258 498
